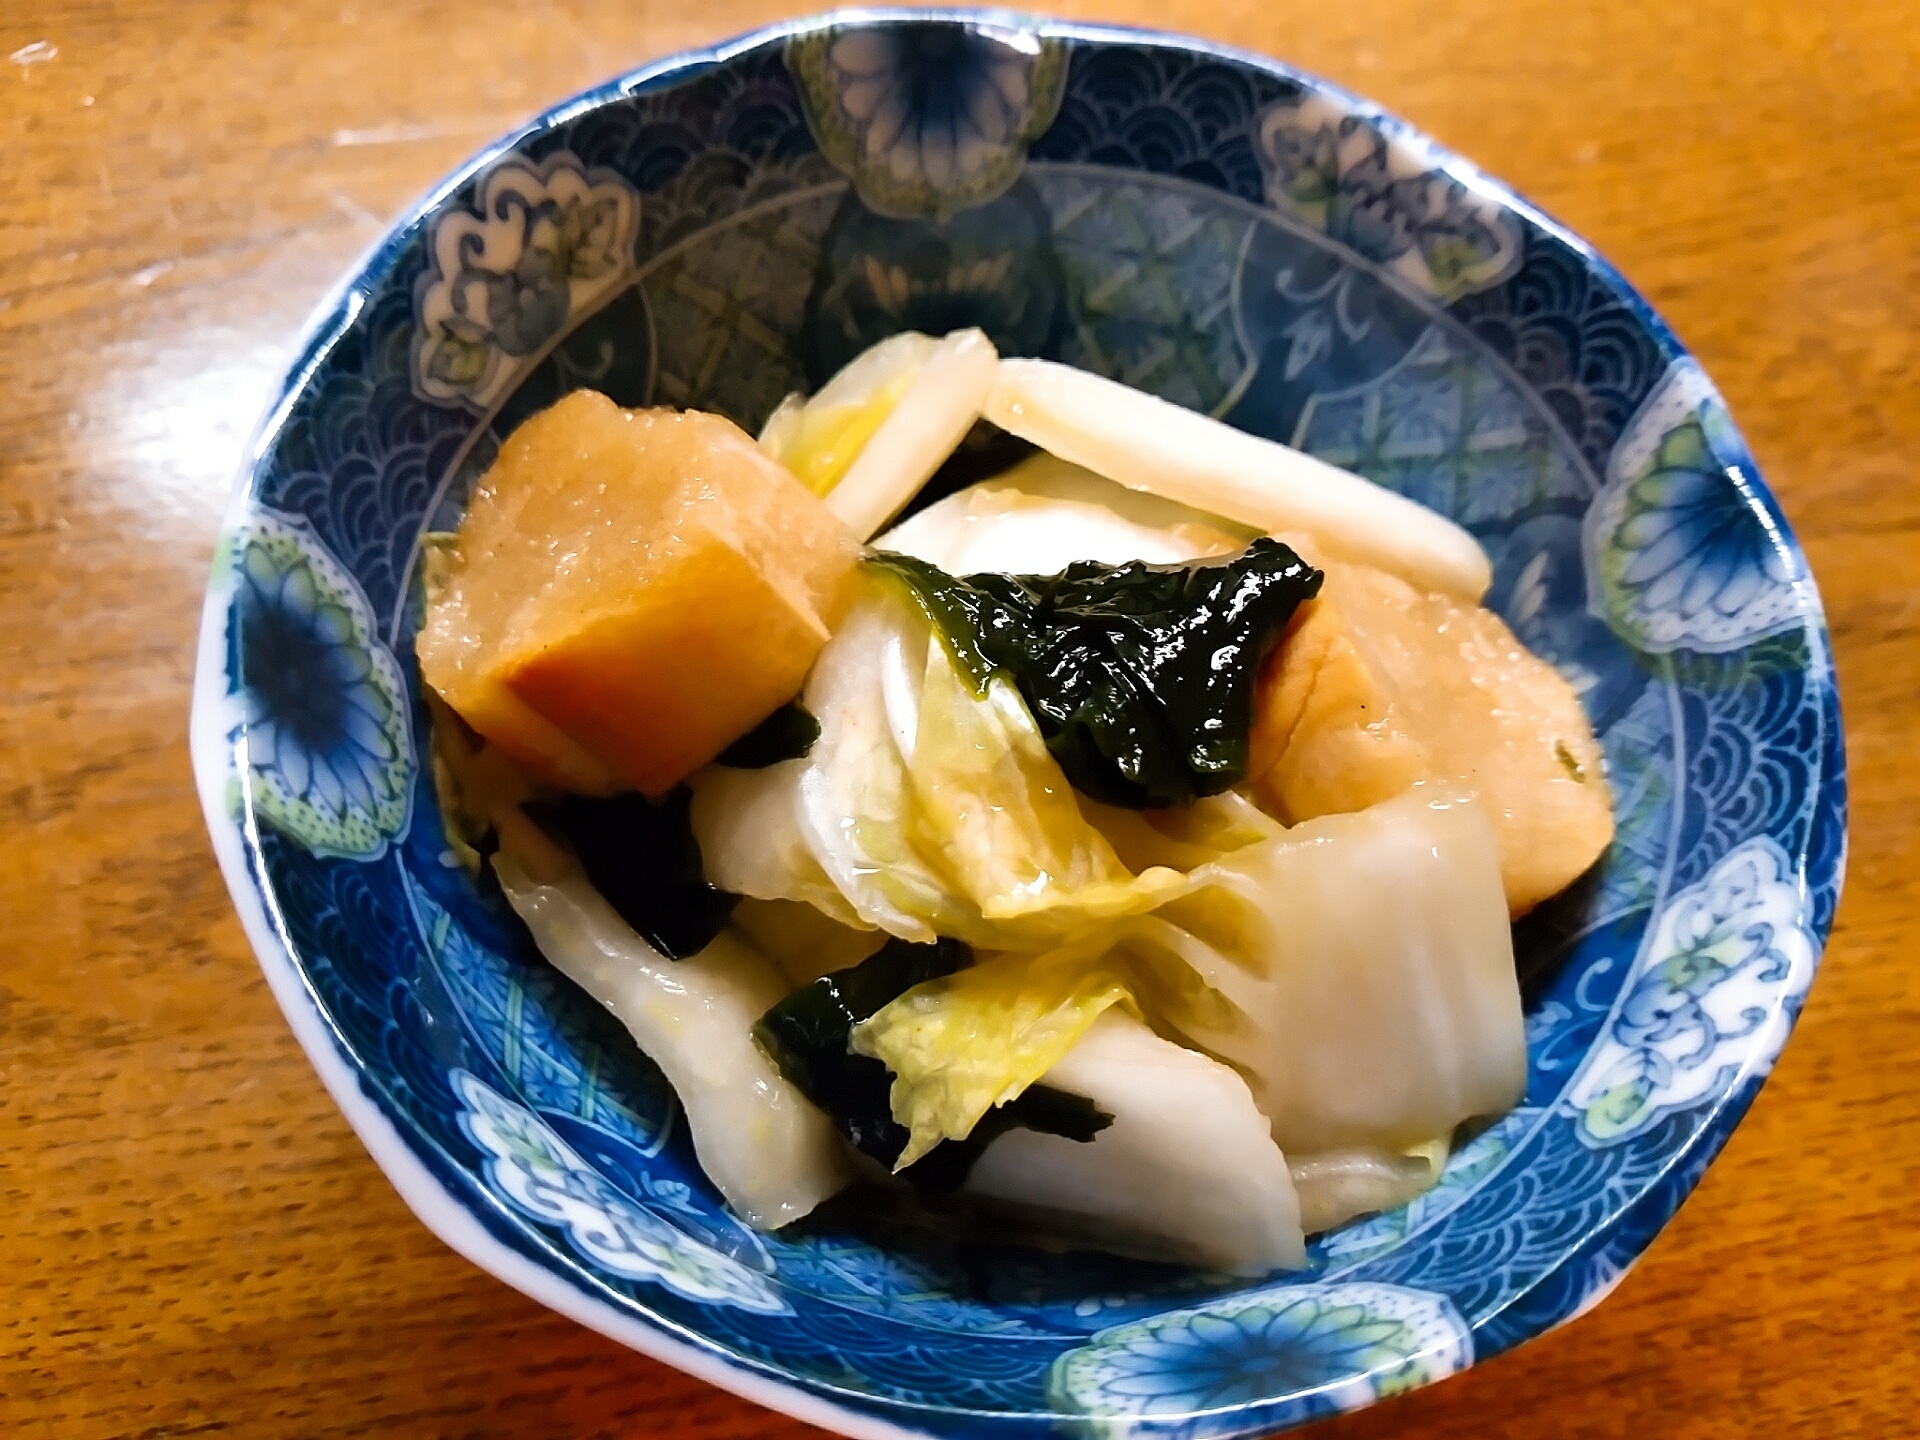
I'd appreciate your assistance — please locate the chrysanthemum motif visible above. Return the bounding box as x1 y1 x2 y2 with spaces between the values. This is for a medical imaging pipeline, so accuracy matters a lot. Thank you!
453 1071 790 1314
1049 1282 1471 1422
1585 360 1802 654
413 153 640 408
789 22 1067 219
225 511 411 859
1256 96 1521 303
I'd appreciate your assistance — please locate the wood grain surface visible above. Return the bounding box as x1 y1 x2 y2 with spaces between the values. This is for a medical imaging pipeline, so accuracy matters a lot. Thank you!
3 2 1916 1436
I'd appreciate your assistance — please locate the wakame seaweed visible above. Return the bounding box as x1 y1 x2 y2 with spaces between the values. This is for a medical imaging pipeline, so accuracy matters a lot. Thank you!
716 701 821 768
753 937 966 1162
539 703 816 954
534 788 738 960
755 937 1111 1189
871 539 1324 809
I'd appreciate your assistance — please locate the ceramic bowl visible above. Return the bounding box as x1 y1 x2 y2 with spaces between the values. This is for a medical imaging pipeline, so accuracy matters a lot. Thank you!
191 12 1846 1437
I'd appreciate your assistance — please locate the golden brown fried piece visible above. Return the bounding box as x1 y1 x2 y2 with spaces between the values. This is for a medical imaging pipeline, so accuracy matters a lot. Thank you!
417 390 860 796
1251 548 1612 915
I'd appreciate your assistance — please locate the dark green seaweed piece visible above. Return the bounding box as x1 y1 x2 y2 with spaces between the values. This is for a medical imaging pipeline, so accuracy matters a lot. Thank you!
755 936 969 1162
755 937 1111 1189
533 788 738 960
871 539 1323 809
716 701 821 768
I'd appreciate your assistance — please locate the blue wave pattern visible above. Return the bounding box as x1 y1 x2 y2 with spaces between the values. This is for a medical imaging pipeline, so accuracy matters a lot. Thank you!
216 18 1844 1439
263 273 472 627
1452 237 1669 478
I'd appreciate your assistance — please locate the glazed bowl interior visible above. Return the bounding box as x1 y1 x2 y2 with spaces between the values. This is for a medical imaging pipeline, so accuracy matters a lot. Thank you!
192 12 1845 1439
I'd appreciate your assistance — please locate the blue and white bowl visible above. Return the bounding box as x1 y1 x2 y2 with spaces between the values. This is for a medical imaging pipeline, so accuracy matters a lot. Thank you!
191 13 1846 1437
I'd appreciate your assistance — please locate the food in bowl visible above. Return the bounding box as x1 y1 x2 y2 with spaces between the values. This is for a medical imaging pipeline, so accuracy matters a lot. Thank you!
417 328 1614 1276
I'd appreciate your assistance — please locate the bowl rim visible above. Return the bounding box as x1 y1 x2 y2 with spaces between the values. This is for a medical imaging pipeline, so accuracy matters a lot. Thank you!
191 10 1846 1438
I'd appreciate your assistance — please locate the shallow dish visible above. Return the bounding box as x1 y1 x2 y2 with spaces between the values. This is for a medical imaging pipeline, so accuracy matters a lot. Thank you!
191 12 1846 1436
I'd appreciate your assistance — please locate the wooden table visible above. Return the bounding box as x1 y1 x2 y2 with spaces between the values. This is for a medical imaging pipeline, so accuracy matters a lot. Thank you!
4 1 1916 1435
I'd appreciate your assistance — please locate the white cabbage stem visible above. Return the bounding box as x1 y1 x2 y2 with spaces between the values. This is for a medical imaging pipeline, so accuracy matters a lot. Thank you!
826 328 999 539
491 814 852 1229
985 357 1492 600
1127 790 1526 1154
964 1010 1306 1275
1288 1143 1447 1235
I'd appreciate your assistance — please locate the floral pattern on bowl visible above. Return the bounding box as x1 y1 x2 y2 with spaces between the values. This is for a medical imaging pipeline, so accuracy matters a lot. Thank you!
191 15 1845 1440
1566 836 1817 1146
413 154 641 409
455 1072 791 1315
790 23 1068 219
1585 359 1806 654
218 509 412 859
1051 1282 1472 1428
1256 94 1522 303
